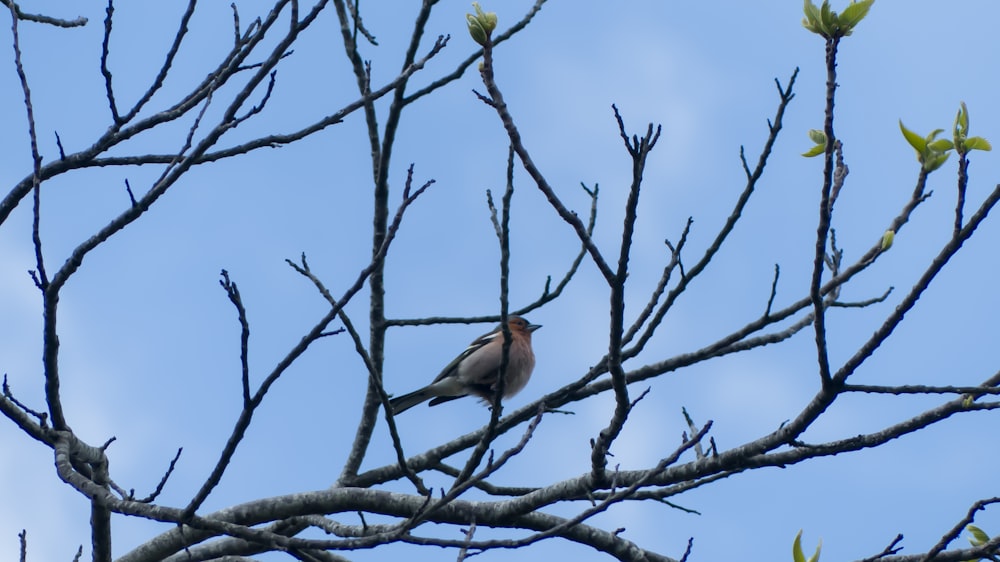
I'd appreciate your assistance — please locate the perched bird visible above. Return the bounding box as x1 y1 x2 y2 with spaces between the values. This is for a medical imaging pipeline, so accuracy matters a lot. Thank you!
389 316 541 414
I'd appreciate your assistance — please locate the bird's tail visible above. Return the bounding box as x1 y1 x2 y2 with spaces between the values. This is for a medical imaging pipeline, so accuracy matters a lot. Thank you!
389 389 434 414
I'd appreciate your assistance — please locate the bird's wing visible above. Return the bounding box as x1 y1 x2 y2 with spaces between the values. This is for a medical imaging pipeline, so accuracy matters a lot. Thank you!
430 330 501 383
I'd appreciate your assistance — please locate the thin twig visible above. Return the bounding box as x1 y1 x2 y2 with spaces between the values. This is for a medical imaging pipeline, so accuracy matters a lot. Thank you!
478 32 616 284
4 1 86 27
219 270 251 406
100 0 120 123
920 498 1000 562
591 106 660 483
184 169 435 518
453 146 517 489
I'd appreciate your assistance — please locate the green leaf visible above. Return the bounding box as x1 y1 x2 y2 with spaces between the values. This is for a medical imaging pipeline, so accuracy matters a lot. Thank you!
952 103 992 153
809 540 823 562
802 0 829 35
924 128 944 143
802 144 826 157
899 120 926 153
820 0 833 27
955 101 969 135
928 139 954 152
965 137 992 151
467 14 488 45
808 129 827 144
793 530 807 562
968 525 990 546
924 152 950 172
793 530 822 562
838 0 874 31
880 230 894 251
484 11 497 30
466 2 497 46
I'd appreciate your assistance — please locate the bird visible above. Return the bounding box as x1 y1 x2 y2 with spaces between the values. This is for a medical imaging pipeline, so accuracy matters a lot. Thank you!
389 316 541 414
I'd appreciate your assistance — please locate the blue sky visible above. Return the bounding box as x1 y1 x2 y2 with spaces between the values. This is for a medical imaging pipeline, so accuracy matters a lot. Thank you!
3 1 1000 560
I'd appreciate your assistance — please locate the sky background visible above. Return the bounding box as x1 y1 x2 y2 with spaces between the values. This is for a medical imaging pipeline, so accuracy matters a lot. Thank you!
2 1 1000 561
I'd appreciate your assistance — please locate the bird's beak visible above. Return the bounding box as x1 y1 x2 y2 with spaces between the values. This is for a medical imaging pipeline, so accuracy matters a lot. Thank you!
528 323 542 332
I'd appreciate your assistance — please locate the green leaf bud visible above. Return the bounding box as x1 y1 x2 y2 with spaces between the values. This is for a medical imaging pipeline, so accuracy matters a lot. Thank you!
880 230 894 252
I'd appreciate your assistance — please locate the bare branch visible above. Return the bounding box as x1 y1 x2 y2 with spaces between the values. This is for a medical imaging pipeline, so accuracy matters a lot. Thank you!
184 166 435 518
955 152 970 237
3 1 86 27
8 2 46 289
811 37 840 388
832 182 1000 385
